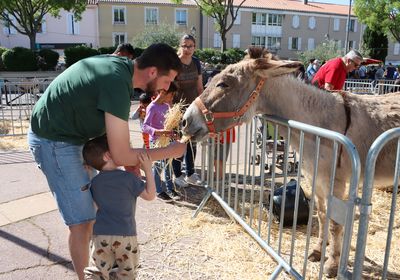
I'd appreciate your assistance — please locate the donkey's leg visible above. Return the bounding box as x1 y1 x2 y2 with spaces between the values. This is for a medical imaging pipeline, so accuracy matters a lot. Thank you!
323 179 346 278
308 191 327 262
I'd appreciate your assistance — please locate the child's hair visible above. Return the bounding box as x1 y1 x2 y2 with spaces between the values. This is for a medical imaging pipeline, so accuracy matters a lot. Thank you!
82 134 109 171
139 93 152 104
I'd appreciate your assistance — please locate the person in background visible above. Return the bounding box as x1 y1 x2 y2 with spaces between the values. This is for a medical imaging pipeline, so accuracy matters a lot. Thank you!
173 34 204 188
306 58 317 83
131 93 152 149
28 43 185 280
312 49 363 91
375 63 385 80
142 83 180 201
113 43 135 60
82 135 155 280
385 62 396 80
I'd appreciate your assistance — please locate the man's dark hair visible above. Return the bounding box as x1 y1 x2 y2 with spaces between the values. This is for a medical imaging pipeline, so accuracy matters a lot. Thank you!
139 93 152 104
83 134 109 171
113 43 135 57
135 43 182 76
309 58 315 63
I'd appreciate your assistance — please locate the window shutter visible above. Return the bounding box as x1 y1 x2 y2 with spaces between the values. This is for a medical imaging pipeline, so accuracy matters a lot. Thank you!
74 19 80 35
298 37 302 50
308 38 314 50
394 43 400 55
41 19 47 34
334 18 340 31
67 14 73 34
288 37 292 50
234 11 241 25
354 21 357 32
233 34 240 48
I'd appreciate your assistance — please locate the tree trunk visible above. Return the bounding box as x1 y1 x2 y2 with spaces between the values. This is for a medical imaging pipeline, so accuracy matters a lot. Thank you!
29 33 37 50
221 32 227 52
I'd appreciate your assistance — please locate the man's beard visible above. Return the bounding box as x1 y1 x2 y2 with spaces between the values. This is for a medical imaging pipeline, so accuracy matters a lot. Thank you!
145 79 158 95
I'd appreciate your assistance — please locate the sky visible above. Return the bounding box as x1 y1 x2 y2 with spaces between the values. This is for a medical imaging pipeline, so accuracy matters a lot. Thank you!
311 0 350 5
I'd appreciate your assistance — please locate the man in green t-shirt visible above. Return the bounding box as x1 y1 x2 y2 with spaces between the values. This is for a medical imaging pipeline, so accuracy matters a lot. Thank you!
28 43 185 280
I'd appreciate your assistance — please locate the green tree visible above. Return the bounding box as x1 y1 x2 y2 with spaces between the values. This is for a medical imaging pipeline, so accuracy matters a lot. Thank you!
172 0 247 51
0 0 87 50
354 0 400 43
361 26 388 61
132 23 182 49
297 39 342 67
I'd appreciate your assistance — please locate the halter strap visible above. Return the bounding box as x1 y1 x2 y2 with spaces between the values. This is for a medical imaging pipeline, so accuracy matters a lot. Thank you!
194 78 265 133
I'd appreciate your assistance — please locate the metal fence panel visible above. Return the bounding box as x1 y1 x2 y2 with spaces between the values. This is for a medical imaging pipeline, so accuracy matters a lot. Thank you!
193 114 361 279
0 78 54 136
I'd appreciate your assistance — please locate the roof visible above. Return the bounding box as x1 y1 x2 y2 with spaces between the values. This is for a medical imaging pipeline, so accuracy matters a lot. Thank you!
97 0 196 6
237 0 354 16
95 0 354 16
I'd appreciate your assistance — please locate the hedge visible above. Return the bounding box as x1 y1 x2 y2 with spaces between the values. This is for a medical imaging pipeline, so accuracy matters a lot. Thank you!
64 45 100 67
2 47 38 71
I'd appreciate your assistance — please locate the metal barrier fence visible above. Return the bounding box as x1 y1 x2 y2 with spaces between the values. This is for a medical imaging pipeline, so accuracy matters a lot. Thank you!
350 128 400 280
0 78 54 136
194 115 361 279
344 79 400 95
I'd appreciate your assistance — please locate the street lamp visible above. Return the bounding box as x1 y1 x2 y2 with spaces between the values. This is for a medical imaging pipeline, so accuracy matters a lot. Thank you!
344 0 352 53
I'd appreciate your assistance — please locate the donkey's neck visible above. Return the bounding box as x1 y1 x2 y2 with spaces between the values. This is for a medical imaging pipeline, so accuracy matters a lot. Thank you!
257 75 347 132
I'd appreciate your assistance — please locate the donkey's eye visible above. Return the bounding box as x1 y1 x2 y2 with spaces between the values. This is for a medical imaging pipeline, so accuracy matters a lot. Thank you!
216 82 228 88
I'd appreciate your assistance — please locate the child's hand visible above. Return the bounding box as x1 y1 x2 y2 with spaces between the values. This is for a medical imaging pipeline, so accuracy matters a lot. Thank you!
138 152 152 171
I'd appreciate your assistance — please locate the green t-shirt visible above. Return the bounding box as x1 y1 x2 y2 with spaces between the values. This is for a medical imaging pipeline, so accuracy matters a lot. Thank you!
31 55 133 145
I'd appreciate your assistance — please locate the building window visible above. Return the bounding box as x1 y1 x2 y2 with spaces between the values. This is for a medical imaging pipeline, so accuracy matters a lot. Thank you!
213 33 221 48
175 9 187 25
334 40 342 49
394 43 400 55
251 36 265 47
308 17 316 29
268 14 283 26
67 13 79 35
113 32 126 46
234 11 241 25
252 13 266 25
37 18 46 34
348 40 356 50
267 37 281 50
113 6 126 24
232 34 240 48
308 38 315 50
145 7 158 25
333 18 340 31
292 15 300 28
288 37 301 50
348 19 357 32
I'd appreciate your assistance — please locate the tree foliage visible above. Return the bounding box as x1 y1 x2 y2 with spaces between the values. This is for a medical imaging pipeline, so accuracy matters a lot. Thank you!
361 26 388 61
354 0 400 43
132 23 182 49
297 40 342 66
0 0 87 50
172 0 247 51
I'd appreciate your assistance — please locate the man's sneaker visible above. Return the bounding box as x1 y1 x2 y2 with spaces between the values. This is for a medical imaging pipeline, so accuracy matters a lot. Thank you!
174 174 189 188
186 173 203 186
166 190 181 200
157 192 173 202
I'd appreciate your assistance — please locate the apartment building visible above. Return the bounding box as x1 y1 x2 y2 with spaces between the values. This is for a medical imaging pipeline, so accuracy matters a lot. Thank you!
202 0 362 59
0 2 99 52
96 0 200 47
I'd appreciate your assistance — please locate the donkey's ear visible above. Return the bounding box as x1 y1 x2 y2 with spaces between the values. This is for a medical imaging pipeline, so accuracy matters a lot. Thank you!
253 58 302 78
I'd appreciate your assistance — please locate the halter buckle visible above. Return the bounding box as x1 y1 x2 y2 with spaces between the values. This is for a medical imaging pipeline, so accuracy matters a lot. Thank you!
204 112 214 122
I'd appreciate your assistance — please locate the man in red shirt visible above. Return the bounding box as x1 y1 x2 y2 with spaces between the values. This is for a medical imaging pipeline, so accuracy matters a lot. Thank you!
312 50 363 90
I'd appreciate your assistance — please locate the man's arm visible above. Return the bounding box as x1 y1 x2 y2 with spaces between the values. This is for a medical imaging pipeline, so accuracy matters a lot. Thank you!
105 113 186 166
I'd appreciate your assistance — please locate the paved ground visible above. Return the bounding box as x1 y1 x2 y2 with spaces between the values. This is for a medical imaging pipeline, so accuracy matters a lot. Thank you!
0 103 219 280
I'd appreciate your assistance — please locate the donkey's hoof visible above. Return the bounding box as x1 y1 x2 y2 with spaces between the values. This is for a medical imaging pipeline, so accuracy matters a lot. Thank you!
323 258 338 278
308 250 321 262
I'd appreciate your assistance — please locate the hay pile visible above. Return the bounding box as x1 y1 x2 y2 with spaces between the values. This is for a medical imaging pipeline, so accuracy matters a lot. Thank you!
137 179 400 279
0 119 30 150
